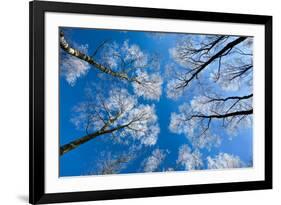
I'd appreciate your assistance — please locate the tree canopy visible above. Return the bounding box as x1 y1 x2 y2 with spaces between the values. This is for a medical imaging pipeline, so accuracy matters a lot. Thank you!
59 28 253 176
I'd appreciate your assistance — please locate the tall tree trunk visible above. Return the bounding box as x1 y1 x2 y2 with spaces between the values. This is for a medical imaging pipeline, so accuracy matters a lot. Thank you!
60 32 133 82
60 122 131 156
60 131 100 156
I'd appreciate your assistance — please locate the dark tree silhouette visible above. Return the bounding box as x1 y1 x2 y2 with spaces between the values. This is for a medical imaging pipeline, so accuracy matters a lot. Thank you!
167 35 253 99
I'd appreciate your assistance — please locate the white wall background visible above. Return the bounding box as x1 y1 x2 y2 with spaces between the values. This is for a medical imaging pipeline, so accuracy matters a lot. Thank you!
0 0 279 204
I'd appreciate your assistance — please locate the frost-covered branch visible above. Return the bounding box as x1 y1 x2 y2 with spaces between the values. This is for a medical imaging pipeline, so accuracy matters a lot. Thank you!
169 92 253 149
177 144 203 170
60 87 160 155
96 153 132 175
60 32 162 100
207 153 246 169
142 149 167 172
167 35 253 99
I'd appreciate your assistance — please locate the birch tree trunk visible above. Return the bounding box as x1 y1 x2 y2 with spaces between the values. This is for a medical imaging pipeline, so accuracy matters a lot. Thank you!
60 32 138 82
60 120 131 155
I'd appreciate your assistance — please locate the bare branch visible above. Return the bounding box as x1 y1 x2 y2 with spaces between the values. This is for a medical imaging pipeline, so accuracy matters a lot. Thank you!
181 37 247 87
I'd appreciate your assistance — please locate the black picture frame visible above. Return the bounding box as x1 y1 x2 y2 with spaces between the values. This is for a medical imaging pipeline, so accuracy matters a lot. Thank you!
29 1 272 204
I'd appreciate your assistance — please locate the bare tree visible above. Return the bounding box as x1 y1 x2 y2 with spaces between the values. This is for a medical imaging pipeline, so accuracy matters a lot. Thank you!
60 31 162 100
142 148 167 172
169 91 252 149
207 153 246 169
167 35 253 98
176 144 203 170
60 86 160 156
96 153 132 175
176 145 246 170
167 34 253 149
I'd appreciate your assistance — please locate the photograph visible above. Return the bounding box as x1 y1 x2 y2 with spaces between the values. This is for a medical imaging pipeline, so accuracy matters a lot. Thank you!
59 27 253 177
29 1 272 203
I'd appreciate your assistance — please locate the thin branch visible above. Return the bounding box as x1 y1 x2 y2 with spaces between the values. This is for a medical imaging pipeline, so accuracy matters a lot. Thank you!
179 37 247 88
191 109 253 119
207 93 253 103
91 39 111 58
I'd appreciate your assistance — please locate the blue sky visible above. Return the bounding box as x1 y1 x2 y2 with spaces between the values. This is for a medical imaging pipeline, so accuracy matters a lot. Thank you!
59 27 252 177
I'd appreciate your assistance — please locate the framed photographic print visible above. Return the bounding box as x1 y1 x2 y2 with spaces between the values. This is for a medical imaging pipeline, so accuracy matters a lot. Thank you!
29 0 272 204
